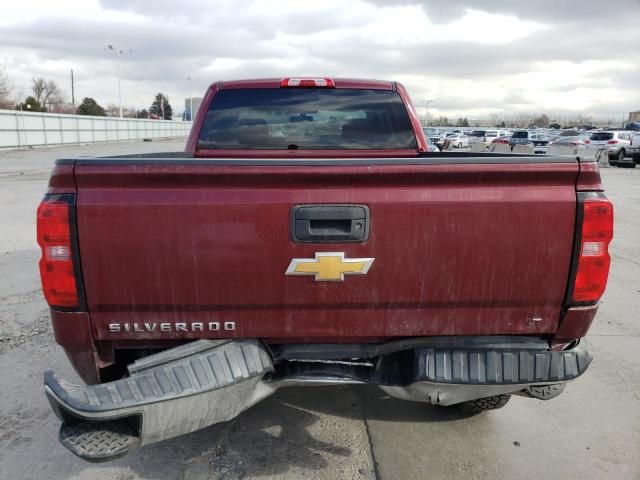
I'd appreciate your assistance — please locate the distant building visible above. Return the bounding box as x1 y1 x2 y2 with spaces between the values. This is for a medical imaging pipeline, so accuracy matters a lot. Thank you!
629 111 640 122
184 97 203 121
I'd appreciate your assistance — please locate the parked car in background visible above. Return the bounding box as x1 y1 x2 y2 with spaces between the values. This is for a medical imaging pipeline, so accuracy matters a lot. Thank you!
557 130 581 138
509 130 531 146
483 130 509 144
467 130 487 144
530 132 550 154
628 132 640 166
585 131 632 165
438 132 468 149
491 135 511 145
422 127 441 146
549 136 588 147
427 138 441 152
466 129 509 145
509 131 549 154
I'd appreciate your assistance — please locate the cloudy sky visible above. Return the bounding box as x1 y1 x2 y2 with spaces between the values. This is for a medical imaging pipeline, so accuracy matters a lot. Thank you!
1 0 639 120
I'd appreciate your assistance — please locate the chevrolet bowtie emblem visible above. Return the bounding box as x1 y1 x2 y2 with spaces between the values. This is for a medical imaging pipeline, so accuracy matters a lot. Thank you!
285 252 375 281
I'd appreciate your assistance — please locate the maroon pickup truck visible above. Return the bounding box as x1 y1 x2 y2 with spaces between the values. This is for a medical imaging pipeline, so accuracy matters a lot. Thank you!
39 77 613 461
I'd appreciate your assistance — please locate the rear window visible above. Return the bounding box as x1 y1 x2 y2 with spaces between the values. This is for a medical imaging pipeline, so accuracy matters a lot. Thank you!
590 132 614 141
468 130 486 137
485 131 498 137
512 131 529 139
197 88 417 150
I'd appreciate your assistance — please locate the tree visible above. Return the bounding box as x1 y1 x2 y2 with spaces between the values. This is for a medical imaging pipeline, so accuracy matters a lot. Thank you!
32 77 63 109
48 103 76 114
0 68 12 109
77 97 106 116
514 112 533 128
488 112 503 128
123 107 138 118
137 109 148 119
433 116 450 127
106 103 120 117
531 114 550 128
106 104 138 117
16 96 46 112
149 93 172 120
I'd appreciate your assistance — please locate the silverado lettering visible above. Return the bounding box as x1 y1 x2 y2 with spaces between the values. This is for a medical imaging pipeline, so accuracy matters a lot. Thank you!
107 322 236 333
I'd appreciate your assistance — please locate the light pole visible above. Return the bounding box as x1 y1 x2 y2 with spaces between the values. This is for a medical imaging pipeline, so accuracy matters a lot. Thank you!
106 45 132 118
424 99 434 126
186 76 194 121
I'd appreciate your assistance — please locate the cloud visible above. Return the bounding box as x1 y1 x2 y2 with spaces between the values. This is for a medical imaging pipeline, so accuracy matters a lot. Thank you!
364 0 639 24
0 0 637 119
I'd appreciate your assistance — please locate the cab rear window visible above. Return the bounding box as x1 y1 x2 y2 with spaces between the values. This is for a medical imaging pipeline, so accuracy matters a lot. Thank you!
197 88 417 150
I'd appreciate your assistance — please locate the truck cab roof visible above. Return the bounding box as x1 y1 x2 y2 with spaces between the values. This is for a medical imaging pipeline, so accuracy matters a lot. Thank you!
216 77 395 90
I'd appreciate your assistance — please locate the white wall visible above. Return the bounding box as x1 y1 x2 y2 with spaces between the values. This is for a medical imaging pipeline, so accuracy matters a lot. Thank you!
0 109 193 149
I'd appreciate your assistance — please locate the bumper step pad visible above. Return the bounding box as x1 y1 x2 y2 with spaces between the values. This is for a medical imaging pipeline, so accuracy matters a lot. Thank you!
59 421 138 462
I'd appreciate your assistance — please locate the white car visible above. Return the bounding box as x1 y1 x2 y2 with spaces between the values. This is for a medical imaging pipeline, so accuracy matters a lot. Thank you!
467 129 509 145
585 131 633 164
483 130 510 145
440 133 469 148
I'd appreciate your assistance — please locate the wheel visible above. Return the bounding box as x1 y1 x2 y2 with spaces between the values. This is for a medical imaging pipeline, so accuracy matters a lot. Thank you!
456 142 462 148
454 394 511 413
609 161 618 167
617 149 625 162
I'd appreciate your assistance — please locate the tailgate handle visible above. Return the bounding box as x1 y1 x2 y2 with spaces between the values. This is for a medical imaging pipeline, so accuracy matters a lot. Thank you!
291 205 370 243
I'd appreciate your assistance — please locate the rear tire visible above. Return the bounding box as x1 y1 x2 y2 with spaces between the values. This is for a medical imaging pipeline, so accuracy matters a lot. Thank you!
609 161 618 167
617 149 626 162
455 394 511 413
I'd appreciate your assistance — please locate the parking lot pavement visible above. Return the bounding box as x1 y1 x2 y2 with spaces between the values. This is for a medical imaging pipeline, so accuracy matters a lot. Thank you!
0 144 638 480
0 138 188 175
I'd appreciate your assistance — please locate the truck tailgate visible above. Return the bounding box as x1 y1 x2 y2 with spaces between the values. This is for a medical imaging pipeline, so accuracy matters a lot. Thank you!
73 158 579 341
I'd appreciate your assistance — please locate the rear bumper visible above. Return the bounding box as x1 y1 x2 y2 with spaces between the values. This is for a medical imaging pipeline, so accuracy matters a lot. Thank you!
45 337 591 461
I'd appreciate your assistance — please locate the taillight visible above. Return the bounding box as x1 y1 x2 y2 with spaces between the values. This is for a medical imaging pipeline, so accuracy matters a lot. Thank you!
606 140 618 144
584 139 591 144
37 196 80 308
570 194 613 304
280 77 335 88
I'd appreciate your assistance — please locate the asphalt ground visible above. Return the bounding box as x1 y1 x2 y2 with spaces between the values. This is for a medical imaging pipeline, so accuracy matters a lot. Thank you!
0 141 638 480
